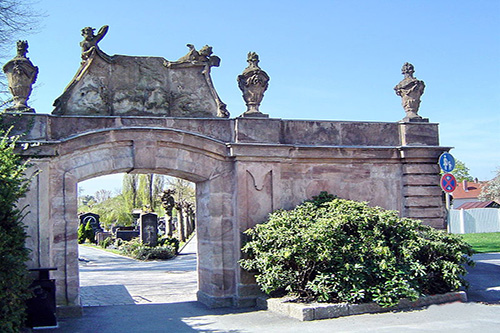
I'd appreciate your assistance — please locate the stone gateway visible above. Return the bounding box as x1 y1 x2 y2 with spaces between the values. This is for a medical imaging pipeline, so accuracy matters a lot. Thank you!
4 26 449 316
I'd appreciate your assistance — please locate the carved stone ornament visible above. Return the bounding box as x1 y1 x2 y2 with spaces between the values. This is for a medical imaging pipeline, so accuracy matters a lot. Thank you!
394 62 427 122
2 40 39 112
167 44 229 118
237 52 270 117
53 30 229 118
80 25 109 62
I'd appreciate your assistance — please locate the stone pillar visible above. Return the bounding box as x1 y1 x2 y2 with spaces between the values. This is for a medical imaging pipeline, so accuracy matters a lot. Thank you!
47 167 81 316
399 121 446 228
233 162 279 307
196 170 237 308
400 148 446 229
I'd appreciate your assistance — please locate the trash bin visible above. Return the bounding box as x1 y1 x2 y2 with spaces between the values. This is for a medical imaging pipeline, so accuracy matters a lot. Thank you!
26 267 57 329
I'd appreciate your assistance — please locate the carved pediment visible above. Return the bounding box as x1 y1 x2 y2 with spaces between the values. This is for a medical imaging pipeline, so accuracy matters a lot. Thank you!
53 27 228 118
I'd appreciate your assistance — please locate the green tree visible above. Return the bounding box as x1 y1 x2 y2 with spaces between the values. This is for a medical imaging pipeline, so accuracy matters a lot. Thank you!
123 174 139 208
137 174 166 212
479 167 500 202
138 174 152 210
0 127 32 332
167 177 195 204
450 160 473 183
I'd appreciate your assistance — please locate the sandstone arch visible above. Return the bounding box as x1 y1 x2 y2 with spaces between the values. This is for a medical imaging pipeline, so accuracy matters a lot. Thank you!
12 114 447 315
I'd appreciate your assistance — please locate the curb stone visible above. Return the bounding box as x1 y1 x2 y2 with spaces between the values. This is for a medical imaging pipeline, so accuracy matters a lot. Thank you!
262 291 467 321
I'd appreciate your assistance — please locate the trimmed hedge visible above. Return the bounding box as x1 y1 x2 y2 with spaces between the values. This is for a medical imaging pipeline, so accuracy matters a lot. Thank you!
240 192 474 307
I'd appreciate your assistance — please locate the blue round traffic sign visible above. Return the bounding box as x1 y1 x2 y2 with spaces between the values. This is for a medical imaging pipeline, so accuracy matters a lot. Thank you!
440 173 457 193
439 152 455 173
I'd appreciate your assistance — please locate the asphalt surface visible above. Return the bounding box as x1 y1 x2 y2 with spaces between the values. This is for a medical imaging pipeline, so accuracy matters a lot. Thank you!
41 240 500 332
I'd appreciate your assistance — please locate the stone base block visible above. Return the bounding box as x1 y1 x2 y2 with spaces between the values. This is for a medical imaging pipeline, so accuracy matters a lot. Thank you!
56 305 83 318
264 291 467 321
197 291 233 308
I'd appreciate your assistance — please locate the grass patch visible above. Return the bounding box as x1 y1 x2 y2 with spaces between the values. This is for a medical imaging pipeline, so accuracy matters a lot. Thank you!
460 232 500 253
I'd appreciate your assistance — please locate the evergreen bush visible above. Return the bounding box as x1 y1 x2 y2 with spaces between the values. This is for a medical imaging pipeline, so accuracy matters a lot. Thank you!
117 238 175 260
77 223 86 244
0 128 32 332
84 221 95 243
240 192 474 307
158 236 180 254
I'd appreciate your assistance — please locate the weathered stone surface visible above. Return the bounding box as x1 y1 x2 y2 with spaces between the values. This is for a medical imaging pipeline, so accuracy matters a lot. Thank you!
394 62 426 121
403 185 443 197
2 40 38 112
237 52 269 117
14 112 447 313
403 174 440 186
399 122 439 146
235 118 281 143
52 39 228 118
403 163 441 174
265 292 466 321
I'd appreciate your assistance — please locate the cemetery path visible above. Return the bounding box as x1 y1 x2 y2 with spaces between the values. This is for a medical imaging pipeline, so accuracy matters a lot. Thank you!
46 250 500 332
78 235 197 307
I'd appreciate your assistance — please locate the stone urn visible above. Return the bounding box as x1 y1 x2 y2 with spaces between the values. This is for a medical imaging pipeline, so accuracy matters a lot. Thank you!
2 40 38 112
394 62 426 122
237 52 270 117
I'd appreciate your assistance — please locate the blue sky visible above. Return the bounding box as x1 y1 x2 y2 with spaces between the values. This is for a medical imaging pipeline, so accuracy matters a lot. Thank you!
7 0 499 194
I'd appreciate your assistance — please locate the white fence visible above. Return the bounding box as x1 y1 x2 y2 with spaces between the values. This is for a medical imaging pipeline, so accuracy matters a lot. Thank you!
448 208 500 234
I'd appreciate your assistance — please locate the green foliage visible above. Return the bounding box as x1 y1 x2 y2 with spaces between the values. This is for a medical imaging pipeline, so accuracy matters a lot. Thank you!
158 236 180 254
99 236 113 249
77 223 86 244
461 232 500 253
78 193 134 229
240 192 474 307
448 160 474 183
84 221 95 244
117 238 175 260
0 128 32 332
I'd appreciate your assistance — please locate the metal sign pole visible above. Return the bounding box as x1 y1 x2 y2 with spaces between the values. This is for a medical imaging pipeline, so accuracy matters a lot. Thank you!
445 193 450 232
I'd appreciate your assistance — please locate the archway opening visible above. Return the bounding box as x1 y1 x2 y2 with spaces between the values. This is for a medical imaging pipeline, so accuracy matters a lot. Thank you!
76 173 198 306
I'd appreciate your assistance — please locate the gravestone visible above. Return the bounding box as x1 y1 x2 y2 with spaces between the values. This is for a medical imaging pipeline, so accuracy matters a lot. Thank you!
115 230 139 241
78 213 103 233
140 213 158 247
95 231 111 245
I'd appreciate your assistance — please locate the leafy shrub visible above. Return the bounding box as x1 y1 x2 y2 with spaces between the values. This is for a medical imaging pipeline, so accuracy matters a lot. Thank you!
99 236 112 249
117 238 176 260
240 192 474 307
84 221 95 243
158 236 180 254
0 128 32 332
118 237 142 257
133 245 176 260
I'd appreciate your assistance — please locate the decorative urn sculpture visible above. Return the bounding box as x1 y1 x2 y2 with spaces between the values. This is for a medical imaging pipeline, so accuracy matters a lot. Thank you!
2 40 39 112
394 62 426 122
237 52 270 117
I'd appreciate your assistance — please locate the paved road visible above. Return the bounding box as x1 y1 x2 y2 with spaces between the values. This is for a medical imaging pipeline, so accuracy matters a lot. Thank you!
79 236 197 306
466 252 500 304
44 249 500 332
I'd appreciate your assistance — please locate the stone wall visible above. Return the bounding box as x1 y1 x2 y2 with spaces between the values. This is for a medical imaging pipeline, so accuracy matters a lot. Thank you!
9 113 448 311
